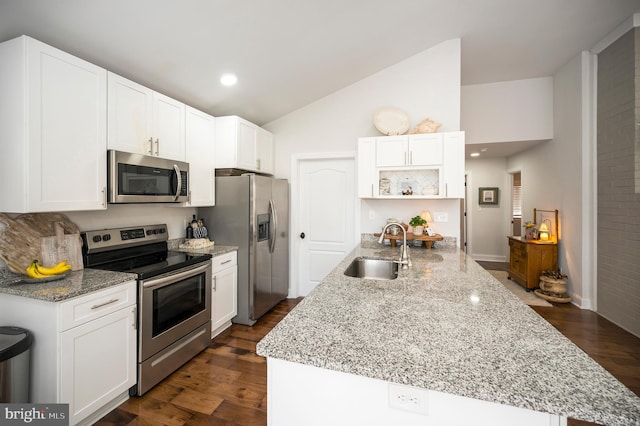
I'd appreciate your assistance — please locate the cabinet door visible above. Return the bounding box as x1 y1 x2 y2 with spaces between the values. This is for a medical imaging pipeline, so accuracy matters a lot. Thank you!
409 134 443 166
185 106 215 206
212 265 238 334
256 127 274 175
443 131 465 198
152 92 185 161
375 136 407 167
107 72 154 155
237 119 258 171
358 138 376 197
26 37 107 212
60 305 136 425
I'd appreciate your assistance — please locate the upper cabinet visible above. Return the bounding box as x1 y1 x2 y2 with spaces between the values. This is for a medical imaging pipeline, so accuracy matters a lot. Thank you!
375 134 444 167
358 131 465 199
107 72 185 161
215 115 274 175
0 36 108 212
185 106 216 207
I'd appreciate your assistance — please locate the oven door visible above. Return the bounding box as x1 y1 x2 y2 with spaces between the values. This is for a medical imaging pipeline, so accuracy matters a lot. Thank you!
139 260 211 361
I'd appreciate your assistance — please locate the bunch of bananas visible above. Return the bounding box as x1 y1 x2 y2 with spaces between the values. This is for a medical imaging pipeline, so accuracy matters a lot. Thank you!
25 260 72 279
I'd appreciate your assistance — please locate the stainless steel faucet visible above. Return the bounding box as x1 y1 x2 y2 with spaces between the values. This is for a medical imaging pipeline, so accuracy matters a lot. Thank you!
378 222 411 269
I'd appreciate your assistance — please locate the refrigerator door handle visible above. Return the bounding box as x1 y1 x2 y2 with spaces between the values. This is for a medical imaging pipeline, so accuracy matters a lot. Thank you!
269 199 277 253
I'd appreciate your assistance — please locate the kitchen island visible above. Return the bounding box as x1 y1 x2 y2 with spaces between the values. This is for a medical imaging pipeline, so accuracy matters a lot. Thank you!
257 242 640 426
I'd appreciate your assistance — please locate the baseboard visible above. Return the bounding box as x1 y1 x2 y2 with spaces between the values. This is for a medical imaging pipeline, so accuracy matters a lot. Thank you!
470 254 507 263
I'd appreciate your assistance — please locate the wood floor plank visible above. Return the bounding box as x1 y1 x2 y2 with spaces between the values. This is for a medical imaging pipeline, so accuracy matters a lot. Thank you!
95 279 640 426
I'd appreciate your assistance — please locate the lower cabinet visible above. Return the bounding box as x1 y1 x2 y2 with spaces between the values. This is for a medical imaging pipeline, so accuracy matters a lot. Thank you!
0 281 137 425
211 251 238 337
507 237 558 291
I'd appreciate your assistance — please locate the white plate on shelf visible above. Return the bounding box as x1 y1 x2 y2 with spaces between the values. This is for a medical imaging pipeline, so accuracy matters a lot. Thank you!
373 107 410 136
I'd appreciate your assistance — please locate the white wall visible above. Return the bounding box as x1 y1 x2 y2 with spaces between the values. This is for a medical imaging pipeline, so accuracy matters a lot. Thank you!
465 157 510 261
265 38 461 180
264 39 462 240
507 53 584 303
462 77 553 145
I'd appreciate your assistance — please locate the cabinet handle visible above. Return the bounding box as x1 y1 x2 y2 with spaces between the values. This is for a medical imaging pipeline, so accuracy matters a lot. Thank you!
404 152 407 165
148 137 153 155
91 298 119 310
371 183 374 197
445 183 448 198
257 159 261 170
221 259 232 265
213 276 217 292
132 306 138 330
101 187 107 207
154 138 159 156
409 151 413 165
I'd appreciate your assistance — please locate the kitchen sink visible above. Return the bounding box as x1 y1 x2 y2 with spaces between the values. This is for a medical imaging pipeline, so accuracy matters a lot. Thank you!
343 257 399 280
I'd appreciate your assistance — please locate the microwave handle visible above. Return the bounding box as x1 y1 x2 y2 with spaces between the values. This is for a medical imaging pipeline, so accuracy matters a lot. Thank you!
173 164 182 201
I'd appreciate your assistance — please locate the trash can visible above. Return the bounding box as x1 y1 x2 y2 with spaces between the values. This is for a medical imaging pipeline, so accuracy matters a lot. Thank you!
0 326 33 402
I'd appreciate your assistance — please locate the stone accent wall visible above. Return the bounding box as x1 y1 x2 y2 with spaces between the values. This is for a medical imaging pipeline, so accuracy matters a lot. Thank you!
597 27 640 337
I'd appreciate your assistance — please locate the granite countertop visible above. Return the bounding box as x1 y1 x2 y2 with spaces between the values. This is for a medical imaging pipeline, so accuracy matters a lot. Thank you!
0 243 237 303
0 268 137 302
256 243 640 426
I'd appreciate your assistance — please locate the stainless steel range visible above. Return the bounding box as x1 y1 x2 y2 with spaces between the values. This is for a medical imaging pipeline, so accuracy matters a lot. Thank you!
81 224 212 396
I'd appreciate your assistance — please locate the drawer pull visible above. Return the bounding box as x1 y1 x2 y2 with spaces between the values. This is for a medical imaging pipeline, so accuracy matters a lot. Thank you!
221 259 232 265
91 298 119 310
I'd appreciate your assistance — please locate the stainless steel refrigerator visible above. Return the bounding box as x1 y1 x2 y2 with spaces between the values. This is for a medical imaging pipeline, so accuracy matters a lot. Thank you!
199 175 289 326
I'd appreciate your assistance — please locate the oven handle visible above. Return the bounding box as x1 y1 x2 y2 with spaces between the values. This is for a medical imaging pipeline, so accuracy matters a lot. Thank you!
141 261 210 290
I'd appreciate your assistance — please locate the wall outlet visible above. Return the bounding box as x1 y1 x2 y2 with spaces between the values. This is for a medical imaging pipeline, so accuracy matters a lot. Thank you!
388 383 429 415
434 212 448 222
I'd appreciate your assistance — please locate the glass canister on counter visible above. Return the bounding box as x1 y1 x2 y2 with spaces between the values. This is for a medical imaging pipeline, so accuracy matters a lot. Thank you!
385 218 401 236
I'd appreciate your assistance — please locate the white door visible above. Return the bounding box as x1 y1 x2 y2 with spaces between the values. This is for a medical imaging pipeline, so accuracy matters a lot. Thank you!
296 157 357 296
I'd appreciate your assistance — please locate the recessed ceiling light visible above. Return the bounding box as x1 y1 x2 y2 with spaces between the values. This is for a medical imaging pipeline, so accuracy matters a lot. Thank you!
470 152 480 157
220 73 237 86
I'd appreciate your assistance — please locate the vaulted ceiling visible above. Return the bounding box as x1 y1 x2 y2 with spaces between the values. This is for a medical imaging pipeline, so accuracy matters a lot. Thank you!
0 0 638 126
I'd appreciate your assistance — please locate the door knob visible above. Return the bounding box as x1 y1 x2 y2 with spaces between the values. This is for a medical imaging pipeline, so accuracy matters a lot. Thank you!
300 232 305 239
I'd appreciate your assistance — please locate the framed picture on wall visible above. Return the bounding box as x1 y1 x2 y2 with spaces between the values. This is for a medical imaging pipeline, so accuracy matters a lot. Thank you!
479 187 499 205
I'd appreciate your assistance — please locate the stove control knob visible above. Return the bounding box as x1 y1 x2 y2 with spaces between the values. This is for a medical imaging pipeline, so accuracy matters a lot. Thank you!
159 228 166 234
154 229 159 234
92 235 102 243
103 234 111 241
146 229 153 236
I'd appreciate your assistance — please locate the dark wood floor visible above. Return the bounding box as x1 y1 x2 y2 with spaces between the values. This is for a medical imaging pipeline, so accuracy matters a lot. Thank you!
96 264 640 426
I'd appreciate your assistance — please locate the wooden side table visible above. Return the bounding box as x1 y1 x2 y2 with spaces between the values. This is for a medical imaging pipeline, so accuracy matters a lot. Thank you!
507 236 558 291
374 233 444 249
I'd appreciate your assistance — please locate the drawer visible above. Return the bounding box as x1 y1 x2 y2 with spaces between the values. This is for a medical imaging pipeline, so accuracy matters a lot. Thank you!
212 251 237 272
59 281 136 331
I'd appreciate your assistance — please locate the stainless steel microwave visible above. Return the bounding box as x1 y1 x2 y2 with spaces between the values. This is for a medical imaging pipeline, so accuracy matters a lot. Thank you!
108 150 189 203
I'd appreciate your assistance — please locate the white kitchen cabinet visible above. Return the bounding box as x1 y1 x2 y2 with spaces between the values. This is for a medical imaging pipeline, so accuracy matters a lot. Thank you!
375 134 443 167
107 72 185 161
357 138 376 197
443 131 465 198
211 251 238 337
215 115 274 175
256 127 275 175
409 133 444 166
0 281 137 426
0 35 107 212
359 131 464 199
375 136 408 167
185 106 216 206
